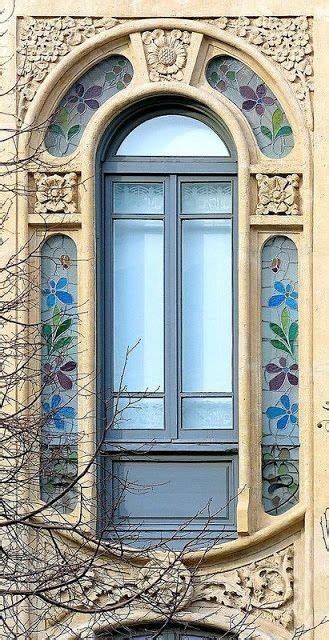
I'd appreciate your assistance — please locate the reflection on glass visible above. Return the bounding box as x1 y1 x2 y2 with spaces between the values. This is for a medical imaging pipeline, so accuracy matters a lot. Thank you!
182 397 233 429
182 219 232 392
113 182 164 214
113 397 164 429
114 220 164 391
181 182 232 214
116 115 230 156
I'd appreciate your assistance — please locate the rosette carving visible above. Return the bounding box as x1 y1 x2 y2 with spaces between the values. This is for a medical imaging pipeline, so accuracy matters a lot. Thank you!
256 174 300 215
142 29 191 81
34 172 78 214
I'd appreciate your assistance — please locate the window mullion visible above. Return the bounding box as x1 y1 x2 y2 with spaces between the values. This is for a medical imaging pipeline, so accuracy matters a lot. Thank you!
165 175 178 440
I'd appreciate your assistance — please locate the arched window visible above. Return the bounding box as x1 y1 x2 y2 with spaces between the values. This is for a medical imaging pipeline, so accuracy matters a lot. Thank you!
97 628 237 640
97 100 238 547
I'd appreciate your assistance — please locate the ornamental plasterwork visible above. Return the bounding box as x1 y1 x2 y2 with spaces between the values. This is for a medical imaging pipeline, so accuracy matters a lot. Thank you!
206 17 313 112
191 546 294 631
141 29 191 81
17 17 120 119
34 172 78 214
137 551 193 610
255 174 300 215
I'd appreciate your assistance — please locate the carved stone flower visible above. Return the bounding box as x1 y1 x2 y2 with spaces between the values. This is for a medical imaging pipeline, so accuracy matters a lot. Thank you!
34 173 78 214
142 29 191 81
256 174 300 215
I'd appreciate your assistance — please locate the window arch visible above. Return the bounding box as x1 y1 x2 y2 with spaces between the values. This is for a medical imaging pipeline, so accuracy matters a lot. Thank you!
97 99 238 547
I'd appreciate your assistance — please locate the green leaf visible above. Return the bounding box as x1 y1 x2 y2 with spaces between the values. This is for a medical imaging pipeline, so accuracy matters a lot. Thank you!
48 124 65 137
288 322 298 353
278 463 288 475
272 108 283 136
281 307 290 335
260 125 273 141
226 71 236 81
275 125 293 139
55 318 72 339
263 453 273 462
42 324 52 337
116 81 125 90
58 108 69 129
270 322 287 341
53 305 61 326
105 71 115 82
67 124 80 141
288 482 298 494
270 339 291 355
52 336 72 351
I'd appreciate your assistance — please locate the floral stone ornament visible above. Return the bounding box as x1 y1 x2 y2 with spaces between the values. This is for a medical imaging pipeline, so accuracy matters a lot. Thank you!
34 172 78 214
142 29 191 81
256 174 300 215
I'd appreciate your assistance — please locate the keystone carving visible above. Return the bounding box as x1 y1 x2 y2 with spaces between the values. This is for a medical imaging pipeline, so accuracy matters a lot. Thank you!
34 172 78 214
192 546 294 631
142 29 191 81
256 173 300 215
17 17 120 119
207 17 313 110
255 174 300 215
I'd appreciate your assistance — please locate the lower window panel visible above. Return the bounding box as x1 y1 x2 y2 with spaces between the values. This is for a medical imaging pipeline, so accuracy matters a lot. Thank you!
102 454 237 548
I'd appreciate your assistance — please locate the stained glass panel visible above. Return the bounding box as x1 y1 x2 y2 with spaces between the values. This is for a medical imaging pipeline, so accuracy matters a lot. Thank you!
45 55 133 157
261 236 299 514
113 182 164 214
40 235 78 511
181 182 232 214
206 56 294 158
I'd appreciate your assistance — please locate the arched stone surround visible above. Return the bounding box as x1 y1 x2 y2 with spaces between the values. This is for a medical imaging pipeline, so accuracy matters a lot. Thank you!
19 17 314 640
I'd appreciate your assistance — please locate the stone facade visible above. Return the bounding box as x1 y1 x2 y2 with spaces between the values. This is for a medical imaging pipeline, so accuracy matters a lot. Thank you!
1 2 328 639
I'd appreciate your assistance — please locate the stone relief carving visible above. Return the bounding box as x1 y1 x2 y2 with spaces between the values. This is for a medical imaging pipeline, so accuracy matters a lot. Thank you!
207 17 313 103
17 17 120 118
34 172 78 214
255 174 300 215
142 29 191 81
192 546 294 631
137 551 193 611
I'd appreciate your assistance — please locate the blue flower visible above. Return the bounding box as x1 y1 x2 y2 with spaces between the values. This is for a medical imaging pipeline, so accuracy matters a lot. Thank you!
266 394 298 430
44 277 73 308
268 282 298 310
43 394 75 430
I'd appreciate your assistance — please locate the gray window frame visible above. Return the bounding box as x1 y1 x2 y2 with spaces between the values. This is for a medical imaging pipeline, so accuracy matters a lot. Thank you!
96 99 239 543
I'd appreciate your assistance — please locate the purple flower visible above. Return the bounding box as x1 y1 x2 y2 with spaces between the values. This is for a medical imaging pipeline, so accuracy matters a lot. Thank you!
268 282 298 310
240 83 275 115
266 394 298 430
266 357 298 391
43 357 77 390
43 394 75 430
44 278 73 308
68 83 102 114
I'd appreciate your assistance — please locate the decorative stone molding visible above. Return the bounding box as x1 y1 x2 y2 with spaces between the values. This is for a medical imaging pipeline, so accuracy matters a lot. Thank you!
17 17 120 118
207 17 313 108
137 551 193 611
192 546 294 630
141 29 191 81
255 174 300 215
34 172 78 214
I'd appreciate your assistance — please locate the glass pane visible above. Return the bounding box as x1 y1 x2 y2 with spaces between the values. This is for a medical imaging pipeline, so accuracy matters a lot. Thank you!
182 397 233 429
261 236 299 515
113 182 164 214
182 219 232 392
181 182 232 214
116 115 230 156
114 220 164 391
113 397 164 429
